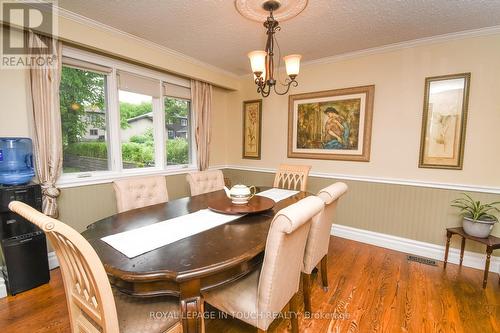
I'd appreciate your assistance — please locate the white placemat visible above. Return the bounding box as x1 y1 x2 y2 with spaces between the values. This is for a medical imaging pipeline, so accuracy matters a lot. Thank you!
101 209 243 258
256 188 299 202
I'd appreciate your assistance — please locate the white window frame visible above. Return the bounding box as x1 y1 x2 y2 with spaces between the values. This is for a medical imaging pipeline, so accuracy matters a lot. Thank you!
58 46 197 188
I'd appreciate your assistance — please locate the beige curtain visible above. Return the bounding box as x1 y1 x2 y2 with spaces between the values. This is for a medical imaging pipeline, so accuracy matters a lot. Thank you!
191 80 213 171
27 33 63 218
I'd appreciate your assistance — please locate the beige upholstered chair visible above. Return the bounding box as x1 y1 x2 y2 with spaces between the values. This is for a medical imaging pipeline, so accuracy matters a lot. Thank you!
113 176 169 213
302 182 348 314
8 201 181 333
186 170 225 196
203 196 325 333
273 164 312 191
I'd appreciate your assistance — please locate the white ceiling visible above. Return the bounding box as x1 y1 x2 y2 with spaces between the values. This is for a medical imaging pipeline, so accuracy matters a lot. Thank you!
58 0 500 75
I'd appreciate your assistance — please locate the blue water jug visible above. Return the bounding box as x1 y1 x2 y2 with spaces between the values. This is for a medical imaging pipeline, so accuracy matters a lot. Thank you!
0 138 36 185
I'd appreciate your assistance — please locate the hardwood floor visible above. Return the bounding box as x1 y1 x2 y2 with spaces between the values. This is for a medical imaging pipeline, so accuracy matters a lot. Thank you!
0 237 498 332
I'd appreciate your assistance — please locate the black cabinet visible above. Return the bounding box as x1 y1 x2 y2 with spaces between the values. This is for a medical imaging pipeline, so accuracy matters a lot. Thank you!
0 183 49 295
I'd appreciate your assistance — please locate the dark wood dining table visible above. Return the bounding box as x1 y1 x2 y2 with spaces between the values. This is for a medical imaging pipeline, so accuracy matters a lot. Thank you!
81 187 309 333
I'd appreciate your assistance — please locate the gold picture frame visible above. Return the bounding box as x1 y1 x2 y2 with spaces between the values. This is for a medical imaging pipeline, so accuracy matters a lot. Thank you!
287 85 375 161
419 73 471 169
242 99 262 159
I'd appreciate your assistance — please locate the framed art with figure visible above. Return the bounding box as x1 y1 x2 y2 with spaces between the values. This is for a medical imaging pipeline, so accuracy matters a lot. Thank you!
288 85 375 161
419 73 470 169
242 99 262 159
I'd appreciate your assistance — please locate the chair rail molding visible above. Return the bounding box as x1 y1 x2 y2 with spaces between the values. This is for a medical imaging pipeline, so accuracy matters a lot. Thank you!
213 165 500 194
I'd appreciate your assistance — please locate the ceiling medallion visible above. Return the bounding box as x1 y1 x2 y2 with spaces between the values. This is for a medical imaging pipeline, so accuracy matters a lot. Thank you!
235 0 308 22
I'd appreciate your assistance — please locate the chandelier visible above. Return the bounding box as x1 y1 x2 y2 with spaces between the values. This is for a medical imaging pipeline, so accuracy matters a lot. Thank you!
247 0 302 97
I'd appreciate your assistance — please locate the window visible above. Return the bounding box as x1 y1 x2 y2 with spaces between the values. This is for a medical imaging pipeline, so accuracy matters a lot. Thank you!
119 90 155 169
60 65 110 174
58 47 196 186
165 97 191 166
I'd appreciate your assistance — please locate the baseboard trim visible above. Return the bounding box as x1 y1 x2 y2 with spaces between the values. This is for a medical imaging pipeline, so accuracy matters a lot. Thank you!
0 277 6 298
332 224 499 273
48 251 59 270
0 251 59 298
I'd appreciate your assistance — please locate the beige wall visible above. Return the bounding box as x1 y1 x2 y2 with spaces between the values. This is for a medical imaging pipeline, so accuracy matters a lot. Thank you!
226 33 500 188
0 33 30 137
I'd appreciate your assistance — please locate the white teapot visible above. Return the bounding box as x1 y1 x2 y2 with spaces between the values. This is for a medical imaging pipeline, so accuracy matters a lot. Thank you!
224 184 256 205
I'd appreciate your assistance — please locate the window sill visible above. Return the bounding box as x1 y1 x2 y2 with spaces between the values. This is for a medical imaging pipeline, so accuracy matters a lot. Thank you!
57 165 198 189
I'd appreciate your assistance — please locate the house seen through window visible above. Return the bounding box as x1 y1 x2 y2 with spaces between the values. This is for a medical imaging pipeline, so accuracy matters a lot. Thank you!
165 97 191 166
60 66 109 174
119 90 155 169
59 53 194 180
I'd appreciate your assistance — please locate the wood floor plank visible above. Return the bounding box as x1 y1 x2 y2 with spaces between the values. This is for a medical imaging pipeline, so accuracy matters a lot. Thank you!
0 237 498 333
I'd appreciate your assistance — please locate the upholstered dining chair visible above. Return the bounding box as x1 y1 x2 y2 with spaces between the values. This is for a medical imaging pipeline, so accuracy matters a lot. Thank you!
113 175 169 213
202 196 325 333
273 164 312 191
186 170 225 196
8 201 182 333
302 182 348 314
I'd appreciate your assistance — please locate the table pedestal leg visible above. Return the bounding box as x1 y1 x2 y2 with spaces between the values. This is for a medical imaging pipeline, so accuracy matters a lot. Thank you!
483 247 492 289
444 231 452 269
180 280 203 333
459 237 466 266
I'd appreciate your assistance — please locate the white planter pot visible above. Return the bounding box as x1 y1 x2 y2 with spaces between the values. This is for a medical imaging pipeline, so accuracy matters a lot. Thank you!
462 217 496 238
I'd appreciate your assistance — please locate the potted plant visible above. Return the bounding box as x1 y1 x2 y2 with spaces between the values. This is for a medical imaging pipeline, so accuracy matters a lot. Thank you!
451 193 500 238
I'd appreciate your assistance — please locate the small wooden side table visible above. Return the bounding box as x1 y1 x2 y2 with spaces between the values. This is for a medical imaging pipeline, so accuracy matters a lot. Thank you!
444 227 500 288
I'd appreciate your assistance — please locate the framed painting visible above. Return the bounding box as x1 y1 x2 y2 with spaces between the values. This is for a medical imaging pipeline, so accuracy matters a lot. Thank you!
242 99 262 159
419 73 471 169
288 85 375 161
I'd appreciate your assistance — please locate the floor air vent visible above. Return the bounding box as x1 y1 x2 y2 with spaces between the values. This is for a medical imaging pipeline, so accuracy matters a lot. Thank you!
407 255 437 266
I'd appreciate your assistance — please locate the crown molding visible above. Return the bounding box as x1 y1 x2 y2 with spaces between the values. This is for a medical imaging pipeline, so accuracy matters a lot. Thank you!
43 5 500 80
302 25 500 68
240 24 500 77
55 6 240 79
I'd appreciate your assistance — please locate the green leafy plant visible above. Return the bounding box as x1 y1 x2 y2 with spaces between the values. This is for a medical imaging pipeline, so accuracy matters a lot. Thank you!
451 193 500 222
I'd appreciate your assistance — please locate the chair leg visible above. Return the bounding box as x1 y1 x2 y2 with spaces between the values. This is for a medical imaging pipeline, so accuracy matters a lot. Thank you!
289 293 299 333
320 255 328 291
302 272 312 315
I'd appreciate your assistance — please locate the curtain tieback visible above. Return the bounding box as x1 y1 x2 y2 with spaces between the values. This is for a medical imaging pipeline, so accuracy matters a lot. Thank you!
42 183 61 199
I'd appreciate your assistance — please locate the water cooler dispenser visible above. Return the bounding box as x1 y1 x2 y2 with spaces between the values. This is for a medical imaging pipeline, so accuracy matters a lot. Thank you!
0 138 49 295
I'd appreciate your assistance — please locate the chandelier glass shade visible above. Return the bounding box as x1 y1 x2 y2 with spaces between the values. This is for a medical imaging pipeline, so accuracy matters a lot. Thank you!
247 2 301 97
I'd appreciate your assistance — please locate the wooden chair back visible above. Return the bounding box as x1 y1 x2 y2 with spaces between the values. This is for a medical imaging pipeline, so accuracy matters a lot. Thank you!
273 164 311 191
8 201 119 333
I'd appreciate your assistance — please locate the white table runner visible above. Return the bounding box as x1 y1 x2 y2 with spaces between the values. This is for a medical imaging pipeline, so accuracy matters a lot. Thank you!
101 209 243 258
256 188 299 202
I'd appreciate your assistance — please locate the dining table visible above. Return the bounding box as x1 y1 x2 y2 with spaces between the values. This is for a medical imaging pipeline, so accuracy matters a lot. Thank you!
81 187 309 333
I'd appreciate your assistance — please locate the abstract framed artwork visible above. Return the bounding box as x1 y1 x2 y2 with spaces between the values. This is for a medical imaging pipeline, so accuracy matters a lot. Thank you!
419 73 471 169
288 85 375 161
242 99 262 159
